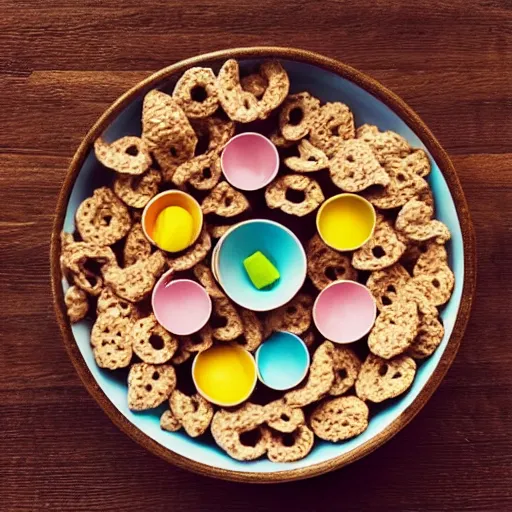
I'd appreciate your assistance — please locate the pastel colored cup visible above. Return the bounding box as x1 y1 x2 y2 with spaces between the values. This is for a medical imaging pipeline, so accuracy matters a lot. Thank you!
316 193 376 251
221 132 279 191
152 271 212 335
313 280 377 344
192 344 257 407
255 331 310 391
142 190 203 253
216 219 307 311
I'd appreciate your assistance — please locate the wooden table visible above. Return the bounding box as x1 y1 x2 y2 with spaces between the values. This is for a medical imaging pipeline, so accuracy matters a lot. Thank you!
1 1 511 510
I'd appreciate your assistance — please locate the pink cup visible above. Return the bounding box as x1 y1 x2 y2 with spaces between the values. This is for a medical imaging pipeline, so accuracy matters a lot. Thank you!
313 281 377 344
152 270 212 335
221 132 279 191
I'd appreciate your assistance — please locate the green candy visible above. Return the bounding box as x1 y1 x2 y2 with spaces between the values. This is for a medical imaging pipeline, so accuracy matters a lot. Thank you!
243 251 280 290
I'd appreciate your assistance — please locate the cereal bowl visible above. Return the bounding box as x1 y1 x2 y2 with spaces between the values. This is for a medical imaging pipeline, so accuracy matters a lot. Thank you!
51 47 475 483
215 219 307 311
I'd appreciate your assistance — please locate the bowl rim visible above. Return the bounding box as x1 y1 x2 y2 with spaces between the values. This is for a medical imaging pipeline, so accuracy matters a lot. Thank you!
50 46 476 484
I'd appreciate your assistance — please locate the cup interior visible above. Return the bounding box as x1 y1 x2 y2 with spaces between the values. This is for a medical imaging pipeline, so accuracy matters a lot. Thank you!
255 332 310 390
216 220 307 311
152 274 212 335
316 193 376 251
142 190 203 251
313 280 377 343
221 132 279 191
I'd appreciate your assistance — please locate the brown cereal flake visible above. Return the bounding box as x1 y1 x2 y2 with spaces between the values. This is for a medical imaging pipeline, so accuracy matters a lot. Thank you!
123 222 152 267
355 353 416 403
167 229 211 272
202 181 250 217
256 60 290 119
329 139 390 192
265 174 324 217
366 263 411 311
179 324 214 353
265 293 313 337
368 299 419 359
173 67 219 119
310 396 369 442
193 263 225 299
284 139 328 172
64 285 89 323
264 399 305 433
170 390 214 437
352 215 406 271
113 168 162 209
241 73 268 98
307 234 358 291
279 92 321 141
128 362 176 411
356 124 411 165
266 424 314 463
75 187 131 246
96 287 137 319
132 314 178 364
329 346 362 396
160 409 182 432
211 297 244 341
172 152 223 191
94 136 151 176
237 308 264 352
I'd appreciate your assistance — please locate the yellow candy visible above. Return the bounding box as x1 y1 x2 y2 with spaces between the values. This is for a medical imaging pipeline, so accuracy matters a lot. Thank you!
153 206 194 252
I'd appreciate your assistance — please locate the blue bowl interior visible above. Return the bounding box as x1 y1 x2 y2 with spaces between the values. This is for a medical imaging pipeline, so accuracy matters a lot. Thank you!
217 221 306 310
62 58 464 475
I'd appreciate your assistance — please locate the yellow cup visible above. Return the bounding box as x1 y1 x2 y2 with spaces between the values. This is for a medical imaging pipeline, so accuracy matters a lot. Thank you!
316 193 376 251
142 190 203 253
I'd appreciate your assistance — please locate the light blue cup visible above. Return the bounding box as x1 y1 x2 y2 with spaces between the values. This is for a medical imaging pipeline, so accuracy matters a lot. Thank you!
255 332 310 390
216 219 307 311
55 49 472 482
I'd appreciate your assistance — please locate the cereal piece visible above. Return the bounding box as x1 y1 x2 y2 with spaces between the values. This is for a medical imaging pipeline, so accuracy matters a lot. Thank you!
202 181 250 218
64 285 89 323
172 152 222 191
413 241 448 274
60 231 74 251
172 67 219 118
364 156 429 210
90 312 133 369
207 224 231 240
179 324 214 353
279 92 321 141
123 222 152 266
113 168 162 209
217 59 259 123
256 60 290 119
269 129 295 148
94 136 151 175
171 344 192 365
356 124 411 165
167 229 211 272
355 353 416 403
75 187 131 246
264 399 305 433
352 215 407 271
266 425 314 463
265 174 324 217
309 102 355 156
241 73 267 98
103 250 166 302
170 390 214 437
210 403 270 461
142 90 197 181
284 341 335 408
193 264 225 299
402 149 431 177
127 362 176 411
160 409 182 432
366 263 411 311
406 272 454 307
284 139 328 172
368 299 419 359
192 115 236 152
329 139 390 192
132 314 178 364
211 298 244 341
307 234 358 291
60 241 116 296
237 308 263 352
396 199 451 243
329 346 361 396
265 293 313 336
96 287 137 318
416 184 434 207
310 396 369 442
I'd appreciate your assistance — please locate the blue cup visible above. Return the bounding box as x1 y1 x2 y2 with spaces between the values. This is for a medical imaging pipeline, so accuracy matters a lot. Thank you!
216 219 307 311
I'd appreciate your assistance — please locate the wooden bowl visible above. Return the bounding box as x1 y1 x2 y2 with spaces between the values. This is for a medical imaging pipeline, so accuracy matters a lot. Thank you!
50 47 476 483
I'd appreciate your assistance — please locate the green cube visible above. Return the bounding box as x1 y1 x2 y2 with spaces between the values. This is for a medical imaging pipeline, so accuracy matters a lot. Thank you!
243 251 280 290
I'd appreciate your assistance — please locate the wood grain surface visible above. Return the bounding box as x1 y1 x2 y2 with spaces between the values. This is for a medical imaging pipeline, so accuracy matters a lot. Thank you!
0 0 511 510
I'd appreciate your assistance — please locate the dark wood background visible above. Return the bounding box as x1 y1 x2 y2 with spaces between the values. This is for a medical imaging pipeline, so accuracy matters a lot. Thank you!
1 0 511 510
